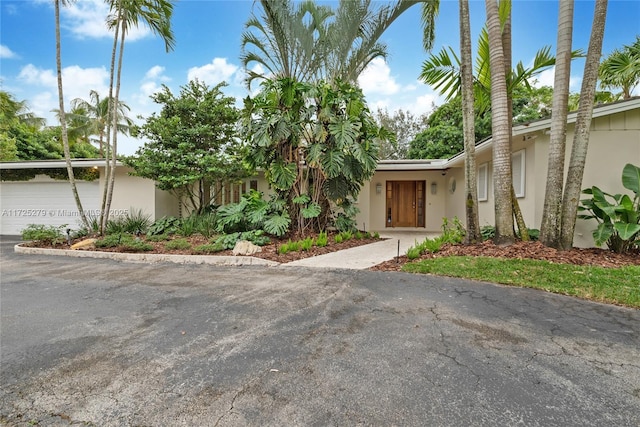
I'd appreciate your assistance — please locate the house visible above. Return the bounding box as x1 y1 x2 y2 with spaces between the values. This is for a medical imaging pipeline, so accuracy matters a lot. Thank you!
355 97 640 248
2 97 639 248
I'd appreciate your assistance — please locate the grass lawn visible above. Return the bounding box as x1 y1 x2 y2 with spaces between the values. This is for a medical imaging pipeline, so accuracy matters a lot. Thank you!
403 256 640 308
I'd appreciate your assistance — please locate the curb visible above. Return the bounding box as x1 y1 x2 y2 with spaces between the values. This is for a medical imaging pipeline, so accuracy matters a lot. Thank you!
14 244 280 267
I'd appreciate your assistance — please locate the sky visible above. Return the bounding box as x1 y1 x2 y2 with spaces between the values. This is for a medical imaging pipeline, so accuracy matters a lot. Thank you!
1 0 639 155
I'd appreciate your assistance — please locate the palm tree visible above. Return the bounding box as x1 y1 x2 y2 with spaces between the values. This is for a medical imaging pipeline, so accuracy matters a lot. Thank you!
101 0 176 233
560 0 608 250
458 0 480 244
0 91 46 129
241 0 434 87
540 0 575 248
484 0 514 245
54 0 90 230
69 90 133 156
599 36 640 100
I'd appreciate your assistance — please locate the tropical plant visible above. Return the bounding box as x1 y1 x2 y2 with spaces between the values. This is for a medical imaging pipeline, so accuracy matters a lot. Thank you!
540 0 575 248
67 90 133 156
316 231 328 247
127 80 249 214
101 0 176 234
241 0 432 87
147 216 181 236
21 224 67 245
243 78 386 235
559 0 608 250
599 36 640 100
54 0 90 230
578 163 640 254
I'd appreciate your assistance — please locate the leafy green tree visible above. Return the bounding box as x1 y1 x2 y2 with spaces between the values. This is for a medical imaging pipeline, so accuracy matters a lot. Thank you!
242 77 388 235
599 36 640 100
373 108 428 159
126 80 249 214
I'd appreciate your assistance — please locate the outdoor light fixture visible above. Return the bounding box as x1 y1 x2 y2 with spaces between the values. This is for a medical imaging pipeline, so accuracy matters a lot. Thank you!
376 183 382 194
431 182 437 195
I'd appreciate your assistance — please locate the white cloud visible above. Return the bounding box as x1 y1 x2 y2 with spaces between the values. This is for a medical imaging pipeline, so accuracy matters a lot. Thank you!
358 58 401 96
0 44 17 59
61 0 149 41
187 58 239 86
17 64 109 124
144 65 170 81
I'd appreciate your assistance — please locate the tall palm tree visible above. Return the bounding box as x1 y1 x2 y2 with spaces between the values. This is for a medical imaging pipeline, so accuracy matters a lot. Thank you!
0 91 46 129
484 0 514 245
459 0 480 244
101 0 175 233
54 0 90 230
540 0 574 248
69 90 133 156
599 36 640 100
560 0 608 250
241 0 434 87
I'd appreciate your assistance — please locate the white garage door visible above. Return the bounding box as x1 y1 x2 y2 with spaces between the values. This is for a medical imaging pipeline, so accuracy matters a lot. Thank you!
1 179 101 235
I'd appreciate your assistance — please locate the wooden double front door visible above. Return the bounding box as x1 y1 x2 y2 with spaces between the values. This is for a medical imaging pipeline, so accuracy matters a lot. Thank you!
385 181 425 228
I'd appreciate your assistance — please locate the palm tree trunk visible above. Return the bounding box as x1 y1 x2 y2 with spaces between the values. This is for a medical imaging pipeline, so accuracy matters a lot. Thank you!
55 0 90 231
485 0 514 245
459 0 480 244
540 0 574 248
101 2 121 234
103 24 126 228
560 0 608 250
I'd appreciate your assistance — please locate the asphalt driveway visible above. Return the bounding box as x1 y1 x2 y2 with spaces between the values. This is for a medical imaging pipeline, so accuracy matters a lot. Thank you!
1 237 639 426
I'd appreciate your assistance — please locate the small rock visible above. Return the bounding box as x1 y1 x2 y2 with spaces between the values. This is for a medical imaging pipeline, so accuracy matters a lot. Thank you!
232 240 262 256
70 238 97 250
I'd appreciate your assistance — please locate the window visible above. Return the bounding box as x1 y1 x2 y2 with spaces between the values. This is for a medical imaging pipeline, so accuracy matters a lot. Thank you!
477 163 488 201
512 149 526 198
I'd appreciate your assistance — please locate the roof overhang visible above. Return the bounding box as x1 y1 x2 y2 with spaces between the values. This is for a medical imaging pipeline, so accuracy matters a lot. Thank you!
376 159 448 171
0 159 123 170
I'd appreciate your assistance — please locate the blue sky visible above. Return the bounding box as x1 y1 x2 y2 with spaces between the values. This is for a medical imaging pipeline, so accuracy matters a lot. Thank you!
1 0 639 155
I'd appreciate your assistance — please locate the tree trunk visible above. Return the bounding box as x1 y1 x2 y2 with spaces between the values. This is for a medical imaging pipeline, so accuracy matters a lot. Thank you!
459 0 480 244
560 0 608 250
103 18 127 231
485 0 514 245
101 2 121 235
55 0 90 231
540 0 574 248
511 186 529 240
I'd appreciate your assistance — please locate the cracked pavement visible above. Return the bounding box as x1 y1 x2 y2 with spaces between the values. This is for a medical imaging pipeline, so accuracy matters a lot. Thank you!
1 237 639 426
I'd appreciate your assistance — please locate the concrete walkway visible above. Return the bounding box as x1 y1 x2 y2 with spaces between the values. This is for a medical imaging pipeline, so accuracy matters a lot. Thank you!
284 231 439 270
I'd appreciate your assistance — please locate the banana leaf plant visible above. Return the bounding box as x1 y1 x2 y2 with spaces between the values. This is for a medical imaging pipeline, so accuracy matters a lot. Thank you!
578 163 640 253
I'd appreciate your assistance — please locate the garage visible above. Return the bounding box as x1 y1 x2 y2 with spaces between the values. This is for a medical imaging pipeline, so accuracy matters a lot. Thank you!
1 160 103 236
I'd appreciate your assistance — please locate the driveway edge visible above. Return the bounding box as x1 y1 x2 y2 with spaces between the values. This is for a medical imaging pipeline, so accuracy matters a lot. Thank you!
14 244 280 267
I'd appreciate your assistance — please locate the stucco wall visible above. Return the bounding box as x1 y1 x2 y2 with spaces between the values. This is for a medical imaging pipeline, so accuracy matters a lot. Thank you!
101 167 157 219
362 170 447 232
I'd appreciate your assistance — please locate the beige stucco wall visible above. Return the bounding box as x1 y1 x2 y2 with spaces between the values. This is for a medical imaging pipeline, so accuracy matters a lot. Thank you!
99 166 180 221
359 170 448 232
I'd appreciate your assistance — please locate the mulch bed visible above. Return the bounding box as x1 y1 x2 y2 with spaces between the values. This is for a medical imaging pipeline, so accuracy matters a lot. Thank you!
370 240 640 272
23 232 382 264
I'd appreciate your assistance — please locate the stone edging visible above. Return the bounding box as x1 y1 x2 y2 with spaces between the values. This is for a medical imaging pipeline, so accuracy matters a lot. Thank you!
14 244 280 267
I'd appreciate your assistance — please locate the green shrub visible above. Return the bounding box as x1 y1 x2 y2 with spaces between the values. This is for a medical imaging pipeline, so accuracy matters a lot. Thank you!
165 238 191 250
355 231 364 239
240 230 271 246
334 234 343 244
21 224 67 245
480 225 495 241
300 236 314 251
95 234 152 251
340 230 353 241
406 246 422 260
214 232 242 250
180 215 198 237
145 233 170 242
121 208 151 235
579 163 640 254
148 216 181 236
316 231 328 247
372 231 380 239
287 239 301 252
278 242 290 254
440 217 465 244
194 243 225 254
195 212 218 238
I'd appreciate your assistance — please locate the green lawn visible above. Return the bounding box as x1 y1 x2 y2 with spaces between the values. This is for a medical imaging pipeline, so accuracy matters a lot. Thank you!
403 256 640 308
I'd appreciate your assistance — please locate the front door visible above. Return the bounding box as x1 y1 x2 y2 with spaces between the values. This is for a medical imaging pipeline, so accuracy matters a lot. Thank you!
385 181 425 227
